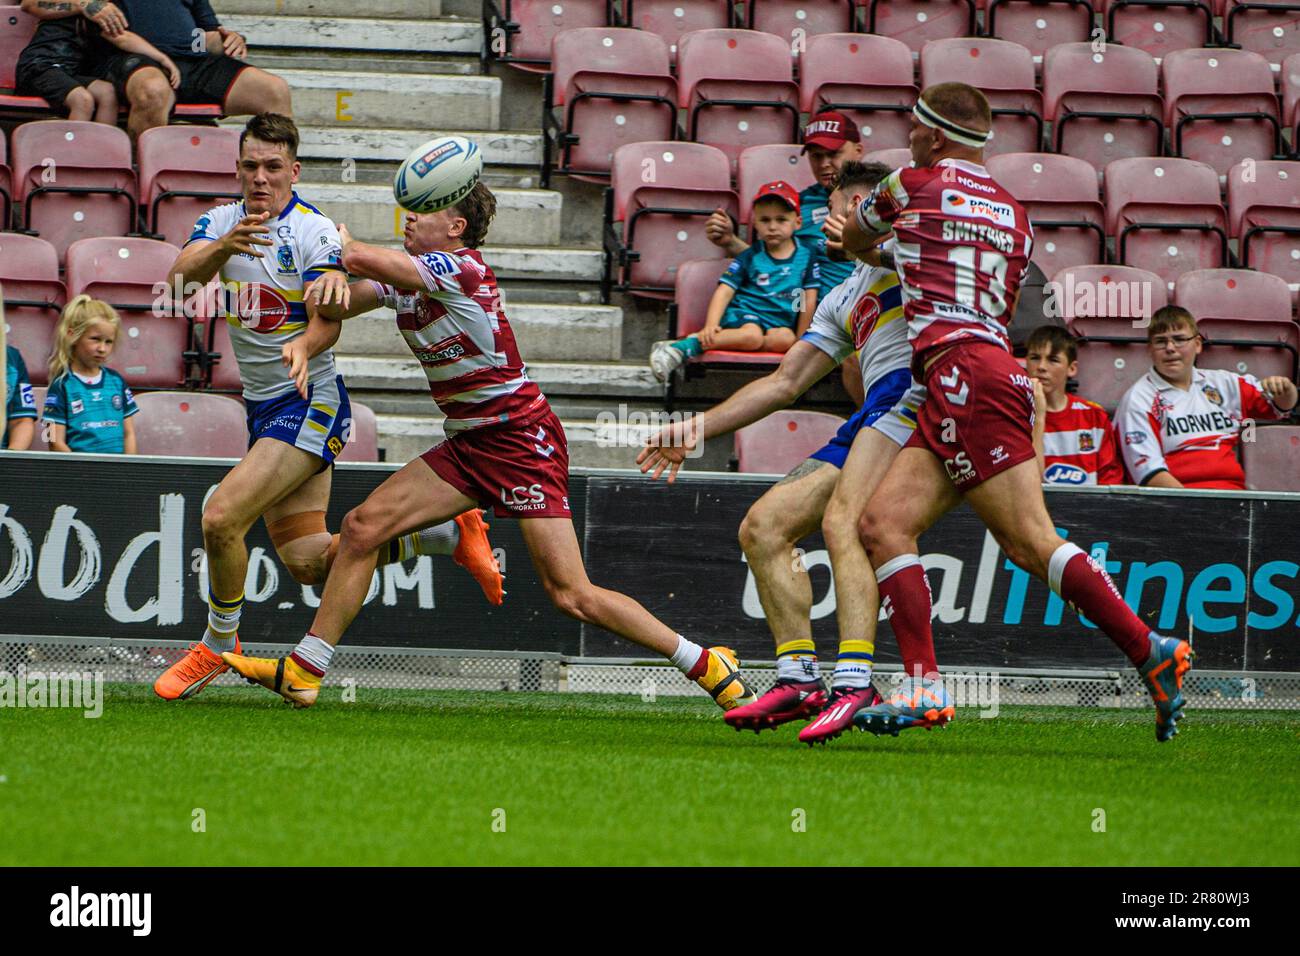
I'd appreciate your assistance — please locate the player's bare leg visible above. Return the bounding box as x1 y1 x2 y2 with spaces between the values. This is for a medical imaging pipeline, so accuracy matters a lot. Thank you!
519 518 756 711
154 438 319 700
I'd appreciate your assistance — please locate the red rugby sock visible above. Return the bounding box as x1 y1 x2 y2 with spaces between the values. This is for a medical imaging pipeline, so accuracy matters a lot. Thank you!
876 554 939 679
1050 543 1150 667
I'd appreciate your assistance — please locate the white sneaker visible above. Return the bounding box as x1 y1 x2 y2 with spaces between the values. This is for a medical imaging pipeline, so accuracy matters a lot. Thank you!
649 340 687 383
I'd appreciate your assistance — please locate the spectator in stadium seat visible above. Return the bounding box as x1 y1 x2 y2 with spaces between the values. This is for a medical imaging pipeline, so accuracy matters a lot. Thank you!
650 181 820 380
16 3 180 123
22 0 291 141
1114 306 1297 490
1024 326 1123 486
42 295 139 454
3 345 38 451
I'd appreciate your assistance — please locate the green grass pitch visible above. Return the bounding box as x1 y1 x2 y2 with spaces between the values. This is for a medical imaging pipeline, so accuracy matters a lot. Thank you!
2 685 1296 866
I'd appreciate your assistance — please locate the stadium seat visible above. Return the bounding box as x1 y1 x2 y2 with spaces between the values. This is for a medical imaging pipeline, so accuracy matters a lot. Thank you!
620 0 732 63
544 28 677 184
736 144 816 229
131 391 248 458
1242 423 1300 491
0 127 10 228
984 0 1095 66
483 0 612 71
10 121 137 262
1226 160 1300 307
1104 157 1229 292
336 400 380 462
604 142 738 300
1223 0 1300 70
676 29 802 176
1162 49 1282 182
0 7 50 118
1098 0 1215 61
746 0 858 41
862 0 977 55
1053 263 1168 411
734 410 846 474
1042 42 1164 177
64 237 192 389
1176 268 1299 378
1283 52 1300 151
798 33 917 152
137 126 241 248
988 153 1107 277
919 38 1043 156
863 147 913 169
0 232 64 385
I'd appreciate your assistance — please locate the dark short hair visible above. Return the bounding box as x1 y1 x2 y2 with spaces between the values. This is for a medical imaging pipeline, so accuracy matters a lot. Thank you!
1025 325 1077 362
450 182 497 249
240 112 299 159
834 160 891 195
1147 305 1199 341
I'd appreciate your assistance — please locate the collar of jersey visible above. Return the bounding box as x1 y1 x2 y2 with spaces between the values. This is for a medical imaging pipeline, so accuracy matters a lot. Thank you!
935 158 989 176
1151 366 1205 391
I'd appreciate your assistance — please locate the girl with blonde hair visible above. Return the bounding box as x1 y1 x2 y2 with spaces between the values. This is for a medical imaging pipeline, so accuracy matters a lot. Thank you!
43 295 139 454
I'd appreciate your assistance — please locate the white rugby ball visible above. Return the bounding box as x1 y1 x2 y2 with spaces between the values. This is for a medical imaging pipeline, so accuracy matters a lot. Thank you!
393 136 483 213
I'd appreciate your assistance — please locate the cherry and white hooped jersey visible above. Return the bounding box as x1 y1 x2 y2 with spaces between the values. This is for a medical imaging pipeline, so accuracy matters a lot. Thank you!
855 159 1034 365
1114 367 1283 489
374 248 547 434
1042 398 1123 486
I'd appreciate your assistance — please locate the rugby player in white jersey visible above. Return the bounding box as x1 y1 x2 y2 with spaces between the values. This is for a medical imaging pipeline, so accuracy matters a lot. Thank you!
639 161 920 744
222 183 759 712
154 113 502 701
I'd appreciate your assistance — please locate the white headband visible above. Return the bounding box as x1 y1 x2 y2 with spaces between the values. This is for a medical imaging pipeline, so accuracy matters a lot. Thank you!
913 99 992 148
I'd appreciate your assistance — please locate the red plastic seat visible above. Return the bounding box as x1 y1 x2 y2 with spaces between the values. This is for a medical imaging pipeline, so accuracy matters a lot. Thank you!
605 142 738 300
988 152 1106 276
131 391 248 458
546 28 677 183
677 29 802 175
11 121 137 262
984 0 1094 66
621 0 731 63
862 0 977 55
1243 424 1300 491
1098 0 1214 61
1042 42 1164 177
920 38 1043 156
737 144 816 228
798 33 916 152
1104 157 1228 293
0 232 64 385
735 410 846 474
487 0 611 71
863 147 913 170
1226 160 1300 308
0 7 50 118
1223 0 1300 69
1163 49 1281 182
0 125 10 227
336 400 379 462
669 257 784 375
1176 268 1299 378
65 237 190 389
747 0 857 41
137 126 241 248
1283 52 1300 146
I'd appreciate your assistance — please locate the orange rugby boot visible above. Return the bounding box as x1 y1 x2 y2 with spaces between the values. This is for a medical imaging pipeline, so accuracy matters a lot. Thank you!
153 636 241 700
453 510 505 605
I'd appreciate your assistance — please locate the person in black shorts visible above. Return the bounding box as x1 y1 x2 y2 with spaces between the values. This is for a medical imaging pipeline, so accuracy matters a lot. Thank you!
16 10 178 122
21 0 291 140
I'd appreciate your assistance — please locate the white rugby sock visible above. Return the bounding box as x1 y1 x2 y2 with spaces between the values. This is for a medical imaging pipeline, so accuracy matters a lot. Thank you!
670 635 707 677
291 633 335 676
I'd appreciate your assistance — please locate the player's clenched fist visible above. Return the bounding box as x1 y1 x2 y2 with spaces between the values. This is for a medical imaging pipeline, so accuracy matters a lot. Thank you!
637 415 701 483
221 212 273 258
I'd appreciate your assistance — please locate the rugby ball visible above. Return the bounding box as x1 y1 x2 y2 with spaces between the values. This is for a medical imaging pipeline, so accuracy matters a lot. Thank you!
393 136 483 214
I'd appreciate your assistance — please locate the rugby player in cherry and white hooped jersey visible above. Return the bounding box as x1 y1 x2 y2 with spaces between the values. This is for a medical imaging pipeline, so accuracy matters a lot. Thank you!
1115 306 1297 490
840 82 1196 743
223 183 759 712
155 113 502 703
1024 326 1123 486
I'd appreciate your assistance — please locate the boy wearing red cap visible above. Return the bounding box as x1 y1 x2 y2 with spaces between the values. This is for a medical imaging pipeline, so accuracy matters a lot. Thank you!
651 181 820 379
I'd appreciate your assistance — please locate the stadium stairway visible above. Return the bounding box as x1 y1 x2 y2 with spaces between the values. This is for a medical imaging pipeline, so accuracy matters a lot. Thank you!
208 0 743 469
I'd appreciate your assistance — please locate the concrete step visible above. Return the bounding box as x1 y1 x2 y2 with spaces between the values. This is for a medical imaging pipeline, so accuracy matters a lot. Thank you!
246 50 478 76
223 15 477 54
295 182 561 246
292 127 542 168
475 246 603 283
275 69 499 130
215 0 442 17
337 356 660 398
336 302 623 361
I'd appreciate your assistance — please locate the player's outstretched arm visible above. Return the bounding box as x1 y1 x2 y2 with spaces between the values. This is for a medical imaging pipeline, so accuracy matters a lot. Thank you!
337 224 424 289
312 278 379 322
637 341 836 482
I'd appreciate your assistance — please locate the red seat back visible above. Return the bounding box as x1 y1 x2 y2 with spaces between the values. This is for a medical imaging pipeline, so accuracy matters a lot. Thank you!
737 144 816 225
799 33 916 148
1226 160 1300 309
498 0 609 69
673 258 732 337
985 0 1094 63
748 0 857 41
1223 0 1300 68
1243 424 1300 491
131 391 248 458
1098 0 1213 60
1175 268 1293 321
990 152 1105 275
920 37 1042 155
623 0 731 63
735 410 846 474
1162 48 1279 180
610 141 733 221
136 126 241 247
864 0 975 54
0 232 64 385
0 6 37 90
1051 264 1168 333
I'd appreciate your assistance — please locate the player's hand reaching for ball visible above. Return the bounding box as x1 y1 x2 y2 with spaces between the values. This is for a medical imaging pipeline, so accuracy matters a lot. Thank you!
222 212 272 258
637 415 701 483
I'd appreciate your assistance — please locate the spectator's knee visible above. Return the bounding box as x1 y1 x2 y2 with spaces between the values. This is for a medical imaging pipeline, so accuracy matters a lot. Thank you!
265 74 292 113
64 87 94 114
130 73 173 114
764 328 795 353
735 324 764 350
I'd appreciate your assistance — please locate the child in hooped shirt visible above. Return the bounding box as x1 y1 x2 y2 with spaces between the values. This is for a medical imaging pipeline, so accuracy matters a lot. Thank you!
43 295 139 454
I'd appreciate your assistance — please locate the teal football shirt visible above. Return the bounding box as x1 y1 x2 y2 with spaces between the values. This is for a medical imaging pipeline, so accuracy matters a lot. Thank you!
719 239 822 331
3 346 38 449
43 367 139 453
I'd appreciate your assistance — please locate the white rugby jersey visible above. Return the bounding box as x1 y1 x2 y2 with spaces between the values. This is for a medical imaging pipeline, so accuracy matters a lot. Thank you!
1114 367 1283 489
799 261 910 395
187 193 345 400
373 248 546 434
